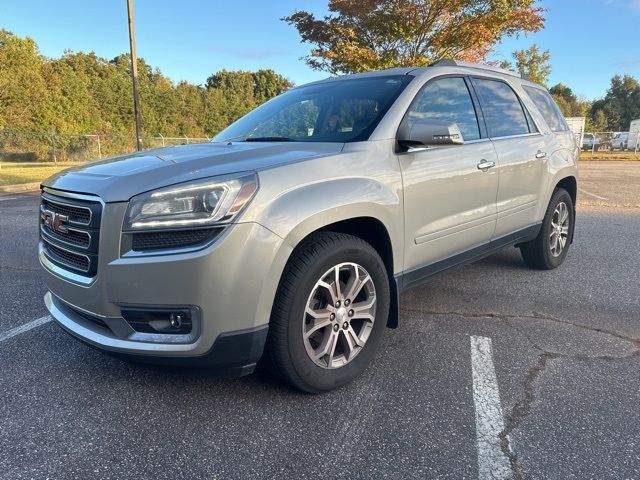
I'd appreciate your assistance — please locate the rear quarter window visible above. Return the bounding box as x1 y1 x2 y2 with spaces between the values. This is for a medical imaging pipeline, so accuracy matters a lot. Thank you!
523 86 569 133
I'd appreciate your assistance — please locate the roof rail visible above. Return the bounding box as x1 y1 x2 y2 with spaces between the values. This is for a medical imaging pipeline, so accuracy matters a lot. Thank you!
429 59 522 78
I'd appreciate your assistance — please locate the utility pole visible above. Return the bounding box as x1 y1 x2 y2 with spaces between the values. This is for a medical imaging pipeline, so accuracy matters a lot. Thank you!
127 0 143 151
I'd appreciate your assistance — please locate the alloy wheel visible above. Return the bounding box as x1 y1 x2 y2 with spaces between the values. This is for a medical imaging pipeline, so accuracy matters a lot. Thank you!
549 201 570 257
302 262 377 369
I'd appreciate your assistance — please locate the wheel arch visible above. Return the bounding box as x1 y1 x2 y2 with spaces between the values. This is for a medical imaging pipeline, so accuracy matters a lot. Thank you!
553 174 577 244
555 175 577 206
276 215 400 329
316 217 399 329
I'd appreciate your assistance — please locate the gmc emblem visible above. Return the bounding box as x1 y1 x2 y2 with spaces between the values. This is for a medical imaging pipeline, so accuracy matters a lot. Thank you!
41 209 69 234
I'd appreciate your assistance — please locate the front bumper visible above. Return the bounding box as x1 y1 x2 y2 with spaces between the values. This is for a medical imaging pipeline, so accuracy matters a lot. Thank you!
41 199 292 374
46 292 269 375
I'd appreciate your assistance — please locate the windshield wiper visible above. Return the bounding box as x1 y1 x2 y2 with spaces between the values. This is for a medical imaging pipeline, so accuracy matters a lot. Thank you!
244 136 295 142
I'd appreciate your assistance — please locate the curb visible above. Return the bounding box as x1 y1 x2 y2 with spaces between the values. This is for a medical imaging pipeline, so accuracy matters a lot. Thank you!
0 182 41 194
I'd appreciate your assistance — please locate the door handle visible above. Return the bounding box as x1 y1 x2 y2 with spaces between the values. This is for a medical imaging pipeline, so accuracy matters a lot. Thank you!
477 159 495 171
535 150 547 159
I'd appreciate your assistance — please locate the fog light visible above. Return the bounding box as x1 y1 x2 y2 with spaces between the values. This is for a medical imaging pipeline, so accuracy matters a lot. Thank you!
169 313 183 329
121 307 193 334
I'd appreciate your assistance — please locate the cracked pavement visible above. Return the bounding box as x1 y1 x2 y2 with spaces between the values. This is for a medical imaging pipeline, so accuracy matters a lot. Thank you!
1 162 639 479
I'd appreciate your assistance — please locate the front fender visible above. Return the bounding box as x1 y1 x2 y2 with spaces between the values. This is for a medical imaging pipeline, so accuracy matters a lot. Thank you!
251 176 404 276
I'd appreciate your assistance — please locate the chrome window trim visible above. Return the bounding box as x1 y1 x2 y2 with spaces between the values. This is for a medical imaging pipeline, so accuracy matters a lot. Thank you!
402 132 542 149
489 132 543 141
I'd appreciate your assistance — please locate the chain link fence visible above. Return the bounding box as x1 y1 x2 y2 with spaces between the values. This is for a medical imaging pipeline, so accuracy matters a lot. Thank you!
0 129 211 164
578 131 640 154
2 128 639 166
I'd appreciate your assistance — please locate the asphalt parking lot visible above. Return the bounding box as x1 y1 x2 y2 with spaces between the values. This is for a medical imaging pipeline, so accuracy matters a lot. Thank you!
1 160 639 480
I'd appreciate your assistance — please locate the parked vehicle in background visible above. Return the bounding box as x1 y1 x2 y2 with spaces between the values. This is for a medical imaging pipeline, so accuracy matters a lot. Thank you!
38 60 579 392
583 133 600 151
629 119 640 151
611 132 629 150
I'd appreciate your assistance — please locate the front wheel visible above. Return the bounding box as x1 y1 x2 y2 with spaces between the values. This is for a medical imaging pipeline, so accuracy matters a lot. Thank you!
520 188 575 270
265 232 390 393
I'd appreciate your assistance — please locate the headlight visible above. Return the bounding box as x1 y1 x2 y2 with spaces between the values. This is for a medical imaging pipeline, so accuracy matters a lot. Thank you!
123 172 258 231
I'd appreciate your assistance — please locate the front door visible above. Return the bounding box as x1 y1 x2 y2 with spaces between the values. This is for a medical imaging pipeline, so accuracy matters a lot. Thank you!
399 76 499 277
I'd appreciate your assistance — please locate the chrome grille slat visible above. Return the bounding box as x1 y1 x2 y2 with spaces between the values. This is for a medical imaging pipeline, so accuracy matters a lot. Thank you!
41 196 92 225
41 237 91 273
40 224 91 249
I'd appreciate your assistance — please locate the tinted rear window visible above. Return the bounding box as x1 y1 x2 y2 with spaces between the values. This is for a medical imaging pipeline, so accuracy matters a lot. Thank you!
472 78 531 138
523 86 569 132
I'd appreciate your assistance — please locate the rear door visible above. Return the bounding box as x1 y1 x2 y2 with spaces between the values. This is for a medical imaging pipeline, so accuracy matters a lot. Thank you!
399 76 499 277
471 77 547 238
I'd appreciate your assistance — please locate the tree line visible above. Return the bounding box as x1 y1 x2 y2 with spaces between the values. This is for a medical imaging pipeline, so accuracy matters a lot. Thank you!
0 29 292 140
3 0 640 148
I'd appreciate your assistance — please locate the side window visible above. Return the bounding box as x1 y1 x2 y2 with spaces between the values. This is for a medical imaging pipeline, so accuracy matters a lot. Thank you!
523 86 569 132
472 78 530 138
407 77 481 141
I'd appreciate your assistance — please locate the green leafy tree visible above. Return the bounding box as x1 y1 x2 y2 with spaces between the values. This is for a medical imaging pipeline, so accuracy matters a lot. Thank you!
283 0 545 74
587 75 640 131
549 83 590 117
0 30 50 131
503 44 551 86
252 69 293 103
587 109 608 132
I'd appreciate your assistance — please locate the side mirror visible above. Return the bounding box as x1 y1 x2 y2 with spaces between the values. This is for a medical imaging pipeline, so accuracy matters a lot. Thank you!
398 119 464 150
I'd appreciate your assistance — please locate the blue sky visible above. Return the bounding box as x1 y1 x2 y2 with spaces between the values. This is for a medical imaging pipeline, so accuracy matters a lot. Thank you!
1 0 638 99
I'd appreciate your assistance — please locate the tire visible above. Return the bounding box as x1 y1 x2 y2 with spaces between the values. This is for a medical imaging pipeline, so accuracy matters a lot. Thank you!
520 188 574 270
264 232 390 393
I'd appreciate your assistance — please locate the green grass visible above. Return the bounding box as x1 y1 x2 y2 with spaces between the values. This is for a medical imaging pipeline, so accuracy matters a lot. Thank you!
2 151 638 188
0 162 79 186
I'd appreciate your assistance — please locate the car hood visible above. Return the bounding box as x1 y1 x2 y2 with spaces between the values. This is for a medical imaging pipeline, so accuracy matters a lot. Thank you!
42 142 344 202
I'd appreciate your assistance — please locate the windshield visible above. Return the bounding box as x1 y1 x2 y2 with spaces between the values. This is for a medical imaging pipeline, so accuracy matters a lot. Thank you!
213 75 413 143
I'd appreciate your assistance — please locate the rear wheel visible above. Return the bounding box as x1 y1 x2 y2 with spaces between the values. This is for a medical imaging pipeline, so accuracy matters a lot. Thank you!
520 188 574 270
265 232 390 393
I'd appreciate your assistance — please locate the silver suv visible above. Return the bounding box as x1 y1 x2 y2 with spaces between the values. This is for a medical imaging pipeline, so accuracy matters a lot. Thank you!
40 60 578 392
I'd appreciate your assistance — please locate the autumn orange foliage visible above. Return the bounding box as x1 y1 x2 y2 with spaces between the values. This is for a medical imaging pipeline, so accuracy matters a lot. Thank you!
284 0 545 74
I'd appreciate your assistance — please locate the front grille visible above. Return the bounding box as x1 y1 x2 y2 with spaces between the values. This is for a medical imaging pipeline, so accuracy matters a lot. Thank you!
132 228 222 251
40 191 102 277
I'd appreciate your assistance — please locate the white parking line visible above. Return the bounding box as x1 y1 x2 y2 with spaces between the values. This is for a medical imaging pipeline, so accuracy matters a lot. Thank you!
0 197 18 202
470 336 513 480
578 187 608 201
0 316 52 343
